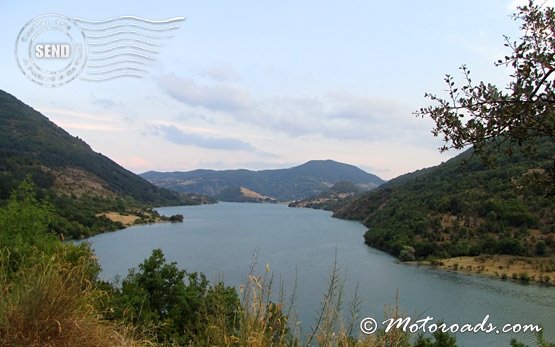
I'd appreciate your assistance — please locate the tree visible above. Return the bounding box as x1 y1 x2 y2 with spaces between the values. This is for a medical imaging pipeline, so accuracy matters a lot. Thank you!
416 1 554 158
109 249 239 344
0 179 57 273
169 214 184 222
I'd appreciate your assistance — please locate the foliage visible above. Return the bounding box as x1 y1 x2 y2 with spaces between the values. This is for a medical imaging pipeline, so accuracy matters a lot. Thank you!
0 181 144 346
399 246 416 262
335 140 554 260
106 249 240 345
344 0 555 262
169 213 184 222
415 1 554 160
0 179 58 273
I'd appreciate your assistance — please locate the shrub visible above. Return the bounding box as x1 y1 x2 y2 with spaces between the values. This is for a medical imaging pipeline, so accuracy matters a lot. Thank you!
399 246 416 262
535 240 547 256
107 249 240 344
519 272 531 284
169 214 184 222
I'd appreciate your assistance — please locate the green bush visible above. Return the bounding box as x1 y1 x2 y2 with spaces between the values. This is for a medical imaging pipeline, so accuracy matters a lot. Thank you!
107 249 239 344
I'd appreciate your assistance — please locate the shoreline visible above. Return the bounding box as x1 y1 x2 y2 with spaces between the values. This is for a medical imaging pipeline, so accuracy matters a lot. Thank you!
97 210 183 228
408 255 555 286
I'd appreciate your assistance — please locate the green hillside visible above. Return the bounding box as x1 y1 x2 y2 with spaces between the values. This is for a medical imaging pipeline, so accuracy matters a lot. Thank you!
0 90 209 238
334 141 554 260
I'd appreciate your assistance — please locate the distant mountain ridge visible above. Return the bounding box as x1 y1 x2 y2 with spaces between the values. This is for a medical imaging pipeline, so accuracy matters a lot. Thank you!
141 160 385 201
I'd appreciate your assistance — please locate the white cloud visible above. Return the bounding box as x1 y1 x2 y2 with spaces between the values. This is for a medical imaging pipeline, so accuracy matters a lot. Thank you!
158 74 253 112
38 107 126 132
157 74 429 144
149 124 257 151
199 63 241 82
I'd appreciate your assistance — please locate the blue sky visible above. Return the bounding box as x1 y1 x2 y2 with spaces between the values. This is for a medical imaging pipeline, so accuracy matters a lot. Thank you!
0 0 537 179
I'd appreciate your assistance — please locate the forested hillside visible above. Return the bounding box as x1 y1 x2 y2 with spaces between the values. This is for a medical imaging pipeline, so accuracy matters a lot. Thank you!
334 141 554 261
0 90 209 238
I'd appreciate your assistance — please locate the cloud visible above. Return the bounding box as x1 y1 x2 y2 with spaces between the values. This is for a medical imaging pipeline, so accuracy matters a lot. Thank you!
158 74 253 112
157 74 433 145
53 122 123 132
150 124 257 151
319 92 430 141
251 92 427 142
39 107 125 132
40 107 115 122
200 63 241 82
91 95 118 109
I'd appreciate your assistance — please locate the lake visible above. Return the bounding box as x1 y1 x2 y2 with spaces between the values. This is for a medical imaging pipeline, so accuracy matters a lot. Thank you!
83 202 555 346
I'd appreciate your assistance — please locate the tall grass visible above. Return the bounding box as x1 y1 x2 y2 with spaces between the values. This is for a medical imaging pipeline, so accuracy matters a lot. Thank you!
197 255 412 347
0 245 146 347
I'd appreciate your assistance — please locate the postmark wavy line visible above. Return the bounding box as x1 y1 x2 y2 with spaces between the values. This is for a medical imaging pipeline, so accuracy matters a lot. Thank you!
89 45 160 54
78 24 181 32
87 52 157 61
86 59 149 68
83 31 174 40
87 38 161 46
74 16 185 24
86 66 146 75
80 73 145 81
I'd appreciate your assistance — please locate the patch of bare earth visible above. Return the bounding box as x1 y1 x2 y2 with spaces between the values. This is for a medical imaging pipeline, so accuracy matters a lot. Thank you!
240 187 275 201
415 255 555 285
97 212 140 226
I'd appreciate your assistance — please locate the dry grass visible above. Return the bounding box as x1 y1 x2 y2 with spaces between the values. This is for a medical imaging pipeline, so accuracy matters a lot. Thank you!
200 255 412 347
239 187 272 200
418 255 555 285
0 247 147 347
97 212 141 227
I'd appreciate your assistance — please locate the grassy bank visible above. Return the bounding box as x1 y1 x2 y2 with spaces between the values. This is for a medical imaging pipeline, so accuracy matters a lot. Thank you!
411 255 555 286
97 209 184 228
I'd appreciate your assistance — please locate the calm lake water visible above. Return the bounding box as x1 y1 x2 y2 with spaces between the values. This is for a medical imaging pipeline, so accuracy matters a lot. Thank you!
83 202 555 346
